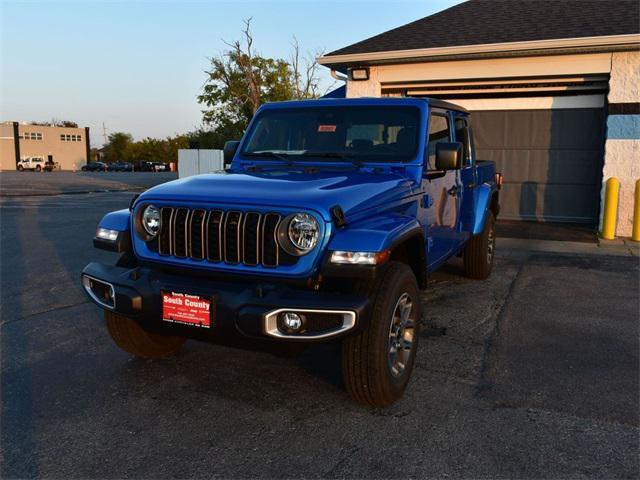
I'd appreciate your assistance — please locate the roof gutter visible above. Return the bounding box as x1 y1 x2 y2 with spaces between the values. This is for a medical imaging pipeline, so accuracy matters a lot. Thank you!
318 34 640 66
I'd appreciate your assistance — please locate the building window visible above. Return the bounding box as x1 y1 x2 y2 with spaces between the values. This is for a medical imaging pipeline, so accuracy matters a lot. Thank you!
22 132 43 140
60 133 82 142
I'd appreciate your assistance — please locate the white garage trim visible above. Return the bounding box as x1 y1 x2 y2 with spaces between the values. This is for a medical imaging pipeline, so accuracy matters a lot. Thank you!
384 75 609 89
318 34 640 65
376 53 613 83
442 95 605 111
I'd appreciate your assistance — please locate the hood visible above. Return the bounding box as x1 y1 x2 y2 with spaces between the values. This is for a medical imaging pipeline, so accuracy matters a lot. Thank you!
137 169 416 220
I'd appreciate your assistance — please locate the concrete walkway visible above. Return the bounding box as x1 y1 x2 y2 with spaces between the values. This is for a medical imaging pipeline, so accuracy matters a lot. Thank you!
500 236 639 257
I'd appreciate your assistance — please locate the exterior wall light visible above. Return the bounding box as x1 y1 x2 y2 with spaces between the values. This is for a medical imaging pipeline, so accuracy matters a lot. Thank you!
350 68 370 81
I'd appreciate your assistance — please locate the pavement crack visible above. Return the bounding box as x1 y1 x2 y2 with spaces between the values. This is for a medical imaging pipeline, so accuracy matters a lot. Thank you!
323 446 362 477
473 259 527 397
1 300 91 326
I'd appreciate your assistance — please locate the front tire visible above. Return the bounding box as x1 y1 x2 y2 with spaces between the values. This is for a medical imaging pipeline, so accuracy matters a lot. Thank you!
105 311 185 359
342 262 421 407
35 165 42 172
464 211 496 279
17 165 23 171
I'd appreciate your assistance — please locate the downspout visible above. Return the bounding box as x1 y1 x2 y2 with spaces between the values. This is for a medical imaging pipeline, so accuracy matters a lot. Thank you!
330 69 348 82
85 127 91 164
12 122 20 169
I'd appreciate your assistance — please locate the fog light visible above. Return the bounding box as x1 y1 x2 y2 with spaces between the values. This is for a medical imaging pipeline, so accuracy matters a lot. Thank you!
96 227 119 241
278 312 305 333
81 274 116 309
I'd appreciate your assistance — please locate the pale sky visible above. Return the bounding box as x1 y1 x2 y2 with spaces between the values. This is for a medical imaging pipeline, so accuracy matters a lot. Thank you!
1 0 463 146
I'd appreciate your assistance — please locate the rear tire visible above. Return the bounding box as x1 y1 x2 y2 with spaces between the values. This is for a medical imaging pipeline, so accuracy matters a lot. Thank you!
463 211 495 279
35 165 42 172
342 262 421 407
105 311 185 359
17 165 23 171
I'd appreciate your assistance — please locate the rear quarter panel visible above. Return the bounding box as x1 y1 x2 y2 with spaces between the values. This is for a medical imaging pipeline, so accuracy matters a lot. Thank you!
472 161 498 234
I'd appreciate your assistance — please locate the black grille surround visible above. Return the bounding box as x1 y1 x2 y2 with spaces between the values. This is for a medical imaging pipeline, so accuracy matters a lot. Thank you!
152 207 297 268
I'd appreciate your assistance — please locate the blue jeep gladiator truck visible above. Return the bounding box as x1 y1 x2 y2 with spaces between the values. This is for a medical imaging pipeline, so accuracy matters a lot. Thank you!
82 97 500 407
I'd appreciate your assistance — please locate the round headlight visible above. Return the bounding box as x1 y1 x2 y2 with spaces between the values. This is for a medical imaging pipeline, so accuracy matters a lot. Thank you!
141 205 161 237
286 213 319 254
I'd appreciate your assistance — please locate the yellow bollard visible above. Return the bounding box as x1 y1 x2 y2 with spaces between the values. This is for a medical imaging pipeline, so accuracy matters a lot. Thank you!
601 177 620 240
632 179 640 242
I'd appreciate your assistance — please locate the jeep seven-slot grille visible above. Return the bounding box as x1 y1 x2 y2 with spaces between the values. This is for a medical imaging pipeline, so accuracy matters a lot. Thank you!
156 207 295 268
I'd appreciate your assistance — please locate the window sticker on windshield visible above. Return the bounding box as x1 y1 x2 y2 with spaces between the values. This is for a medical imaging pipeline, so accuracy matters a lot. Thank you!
318 125 337 133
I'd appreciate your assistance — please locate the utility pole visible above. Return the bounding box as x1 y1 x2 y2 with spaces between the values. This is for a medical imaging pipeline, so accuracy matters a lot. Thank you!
102 122 108 146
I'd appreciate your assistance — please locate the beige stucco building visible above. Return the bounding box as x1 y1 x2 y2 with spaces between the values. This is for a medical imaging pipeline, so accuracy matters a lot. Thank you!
1 122 90 171
319 0 640 237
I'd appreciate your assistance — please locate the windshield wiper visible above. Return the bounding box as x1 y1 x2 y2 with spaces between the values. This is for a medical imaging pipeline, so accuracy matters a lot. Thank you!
243 151 296 169
244 151 292 161
301 151 362 168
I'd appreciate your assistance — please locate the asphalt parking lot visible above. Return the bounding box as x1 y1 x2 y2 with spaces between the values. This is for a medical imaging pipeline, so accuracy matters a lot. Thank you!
1 172 638 479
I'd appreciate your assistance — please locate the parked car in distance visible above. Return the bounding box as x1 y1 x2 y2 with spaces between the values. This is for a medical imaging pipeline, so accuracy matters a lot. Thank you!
151 162 169 172
82 97 501 407
43 158 61 172
132 161 155 172
108 162 134 172
17 156 46 171
81 161 108 172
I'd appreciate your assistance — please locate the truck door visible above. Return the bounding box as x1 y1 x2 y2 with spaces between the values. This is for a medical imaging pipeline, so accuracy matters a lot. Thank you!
455 116 476 237
422 110 464 265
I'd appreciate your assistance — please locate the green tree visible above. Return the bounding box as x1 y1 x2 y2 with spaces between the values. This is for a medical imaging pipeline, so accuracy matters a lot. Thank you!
196 19 329 148
30 119 78 127
123 135 189 164
165 135 189 162
103 132 133 163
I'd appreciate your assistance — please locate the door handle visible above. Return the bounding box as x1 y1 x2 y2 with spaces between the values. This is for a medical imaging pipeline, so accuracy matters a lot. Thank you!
447 185 461 196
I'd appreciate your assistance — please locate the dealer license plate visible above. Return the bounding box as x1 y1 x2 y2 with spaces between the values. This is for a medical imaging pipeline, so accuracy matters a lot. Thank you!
162 291 212 328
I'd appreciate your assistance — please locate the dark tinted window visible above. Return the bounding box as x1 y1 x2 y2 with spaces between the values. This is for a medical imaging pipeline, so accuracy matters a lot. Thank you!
241 106 421 162
427 114 450 169
454 117 472 165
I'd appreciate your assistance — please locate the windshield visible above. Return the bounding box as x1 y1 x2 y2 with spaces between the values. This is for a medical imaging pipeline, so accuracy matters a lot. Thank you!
241 106 420 162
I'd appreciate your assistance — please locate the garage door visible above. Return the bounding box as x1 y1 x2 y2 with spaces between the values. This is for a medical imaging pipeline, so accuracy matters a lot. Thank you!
471 108 605 224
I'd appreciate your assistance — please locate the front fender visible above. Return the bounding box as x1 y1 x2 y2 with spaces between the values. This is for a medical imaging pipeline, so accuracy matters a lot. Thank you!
99 209 131 232
472 183 497 235
327 213 422 252
94 209 132 252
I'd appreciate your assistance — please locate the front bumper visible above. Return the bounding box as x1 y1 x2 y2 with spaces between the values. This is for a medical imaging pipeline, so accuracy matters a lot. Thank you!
81 262 370 344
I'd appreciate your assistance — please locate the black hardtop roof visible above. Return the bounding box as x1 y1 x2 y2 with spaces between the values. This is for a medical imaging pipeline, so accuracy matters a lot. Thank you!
263 96 469 114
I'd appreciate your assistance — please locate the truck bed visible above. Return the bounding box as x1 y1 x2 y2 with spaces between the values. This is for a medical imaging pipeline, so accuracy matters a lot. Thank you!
476 160 496 184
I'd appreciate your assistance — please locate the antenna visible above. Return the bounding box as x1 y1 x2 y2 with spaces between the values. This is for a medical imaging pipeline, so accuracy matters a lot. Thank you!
102 122 108 146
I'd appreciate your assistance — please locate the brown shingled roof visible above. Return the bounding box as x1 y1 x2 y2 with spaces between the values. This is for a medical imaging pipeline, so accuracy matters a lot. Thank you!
327 0 640 57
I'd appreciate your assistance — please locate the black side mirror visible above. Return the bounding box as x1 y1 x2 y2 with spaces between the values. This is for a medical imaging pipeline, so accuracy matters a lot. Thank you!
435 142 462 171
223 140 240 165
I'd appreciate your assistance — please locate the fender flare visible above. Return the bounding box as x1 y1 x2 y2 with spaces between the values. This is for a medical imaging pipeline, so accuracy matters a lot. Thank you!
327 213 422 252
472 184 499 235
324 213 427 288
98 209 131 232
94 209 132 252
